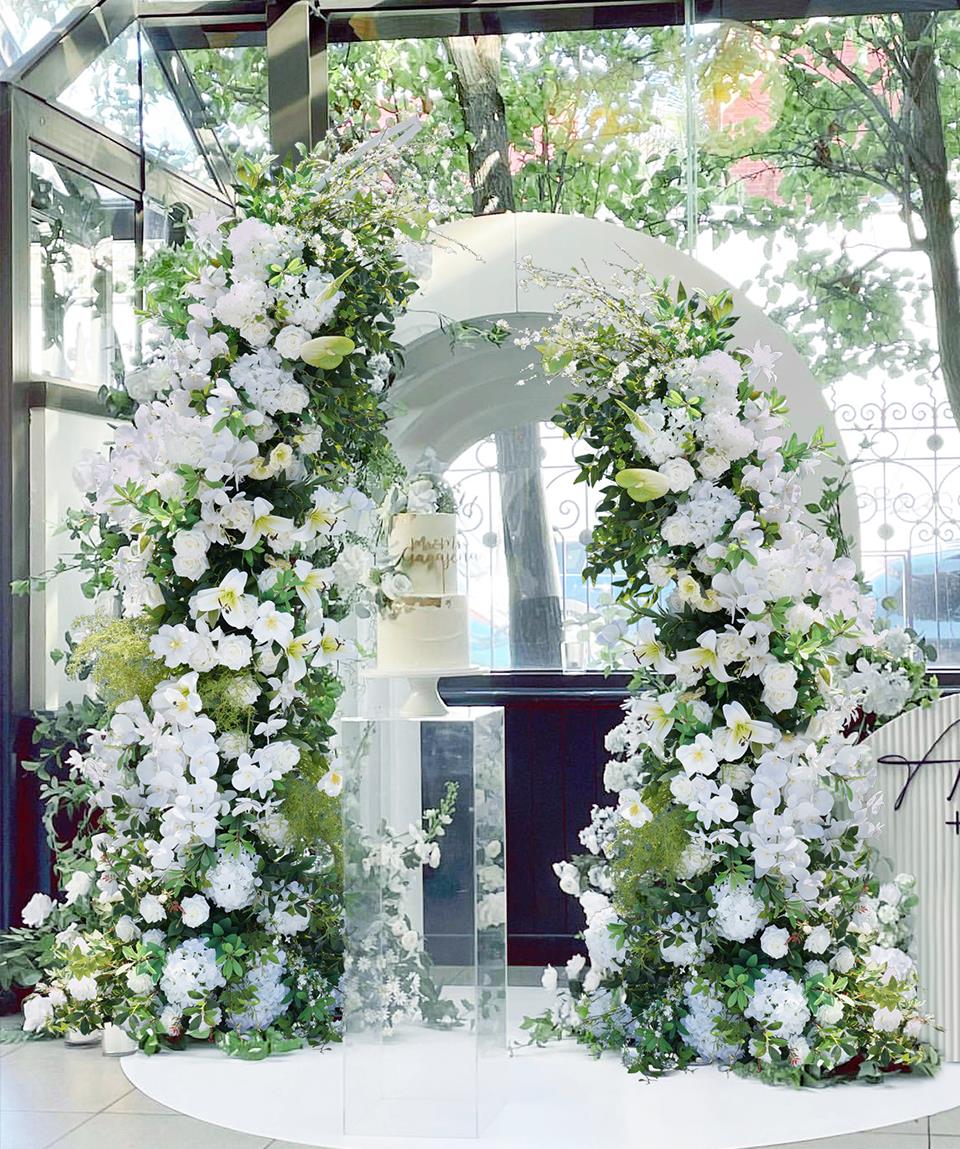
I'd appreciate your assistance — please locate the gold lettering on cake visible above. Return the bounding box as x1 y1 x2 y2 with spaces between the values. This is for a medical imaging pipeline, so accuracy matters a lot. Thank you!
401 536 458 569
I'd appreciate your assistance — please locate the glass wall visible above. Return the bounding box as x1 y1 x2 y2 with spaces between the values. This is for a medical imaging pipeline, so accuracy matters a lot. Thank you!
329 15 960 670
29 154 137 388
0 2 88 68
689 14 960 665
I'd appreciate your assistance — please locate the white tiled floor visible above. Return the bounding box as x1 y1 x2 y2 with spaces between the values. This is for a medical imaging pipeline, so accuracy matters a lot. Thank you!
1 1029 958 1149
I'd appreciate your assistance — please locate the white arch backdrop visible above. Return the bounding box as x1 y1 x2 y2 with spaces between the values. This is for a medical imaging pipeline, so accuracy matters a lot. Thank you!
392 212 860 554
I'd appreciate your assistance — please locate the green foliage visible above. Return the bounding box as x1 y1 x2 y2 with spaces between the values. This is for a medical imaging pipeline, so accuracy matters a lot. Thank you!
282 771 343 873
612 791 691 909
66 614 165 706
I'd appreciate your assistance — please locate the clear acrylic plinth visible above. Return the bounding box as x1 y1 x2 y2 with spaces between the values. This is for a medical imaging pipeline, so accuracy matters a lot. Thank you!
340 706 507 1139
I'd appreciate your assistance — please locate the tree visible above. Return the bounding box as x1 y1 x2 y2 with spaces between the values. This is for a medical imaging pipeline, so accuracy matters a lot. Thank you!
703 13 960 425
443 35 564 668
328 18 960 428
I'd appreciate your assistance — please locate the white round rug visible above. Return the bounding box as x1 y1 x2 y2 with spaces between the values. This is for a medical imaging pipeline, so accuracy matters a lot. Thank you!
123 989 960 1149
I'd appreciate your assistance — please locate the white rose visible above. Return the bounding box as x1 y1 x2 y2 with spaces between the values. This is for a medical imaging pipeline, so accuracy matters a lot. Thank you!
180 894 210 928
126 971 155 996
697 452 728 480
831 946 855 974
760 925 790 959
274 325 310 360
173 552 209 581
276 382 309 413
761 663 798 713
22 995 55 1033
659 456 696 492
66 975 98 1002
400 929 420 953
540 964 558 991
115 915 140 943
63 871 93 905
21 892 54 928
139 894 166 923
804 924 832 954
241 318 274 347
380 572 414 600
218 634 253 670
816 1002 843 1026
173 528 209 562
217 731 249 761
873 1005 903 1033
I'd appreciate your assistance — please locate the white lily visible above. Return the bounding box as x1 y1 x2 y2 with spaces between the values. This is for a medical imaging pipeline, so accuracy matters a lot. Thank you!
240 498 295 551
713 701 779 761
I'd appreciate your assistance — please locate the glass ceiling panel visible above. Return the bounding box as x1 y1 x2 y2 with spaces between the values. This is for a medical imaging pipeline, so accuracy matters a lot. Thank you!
57 22 140 145
0 2 89 70
142 37 218 188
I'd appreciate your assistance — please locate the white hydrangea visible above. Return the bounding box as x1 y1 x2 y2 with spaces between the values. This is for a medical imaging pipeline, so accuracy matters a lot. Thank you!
711 878 765 943
206 848 259 911
227 951 290 1033
681 983 742 1064
160 938 226 1010
744 969 810 1041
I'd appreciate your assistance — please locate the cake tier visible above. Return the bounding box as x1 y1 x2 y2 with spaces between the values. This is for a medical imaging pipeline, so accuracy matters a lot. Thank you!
376 594 470 672
389 512 459 596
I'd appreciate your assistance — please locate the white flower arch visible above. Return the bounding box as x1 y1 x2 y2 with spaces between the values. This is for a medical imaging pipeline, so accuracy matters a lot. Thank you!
391 212 859 555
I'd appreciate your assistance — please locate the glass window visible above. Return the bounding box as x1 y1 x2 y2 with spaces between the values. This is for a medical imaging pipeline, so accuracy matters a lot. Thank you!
691 14 960 665
141 37 217 187
179 45 270 167
334 15 960 669
0 2 88 70
29 153 137 388
447 422 624 671
57 22 140 144
30 408 117 710
330 29 690 242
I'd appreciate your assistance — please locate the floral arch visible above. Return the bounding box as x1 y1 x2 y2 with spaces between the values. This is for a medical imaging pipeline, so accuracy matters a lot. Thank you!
390 212 859 555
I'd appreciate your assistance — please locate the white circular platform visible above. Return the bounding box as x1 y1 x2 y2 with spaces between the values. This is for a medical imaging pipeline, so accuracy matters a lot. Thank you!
124 990 960 1149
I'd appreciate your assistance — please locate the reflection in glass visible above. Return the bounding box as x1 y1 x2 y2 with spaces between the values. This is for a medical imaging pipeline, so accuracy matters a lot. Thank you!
141 39 216 187
0 2 87 69
30 154 136 387
57 23 140 144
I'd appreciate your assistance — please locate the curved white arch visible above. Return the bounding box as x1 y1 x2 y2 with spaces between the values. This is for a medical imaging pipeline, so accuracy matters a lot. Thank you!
392 212 859 553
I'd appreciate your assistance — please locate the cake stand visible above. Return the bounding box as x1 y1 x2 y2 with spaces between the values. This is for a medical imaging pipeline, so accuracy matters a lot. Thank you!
364 667 479 718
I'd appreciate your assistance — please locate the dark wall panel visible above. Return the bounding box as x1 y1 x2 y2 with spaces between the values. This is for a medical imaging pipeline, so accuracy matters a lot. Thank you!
442 673 629 965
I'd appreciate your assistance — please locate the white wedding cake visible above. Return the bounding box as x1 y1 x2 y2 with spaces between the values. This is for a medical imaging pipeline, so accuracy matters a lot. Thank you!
376 511 470 672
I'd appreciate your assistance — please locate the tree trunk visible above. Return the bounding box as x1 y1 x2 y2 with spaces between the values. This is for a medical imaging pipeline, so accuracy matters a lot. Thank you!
494 423 564 668
445 35 515 216
902 12 960 427
445 36 564 667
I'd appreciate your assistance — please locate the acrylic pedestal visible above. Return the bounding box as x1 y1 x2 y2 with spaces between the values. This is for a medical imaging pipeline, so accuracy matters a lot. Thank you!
339 706 506 1139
